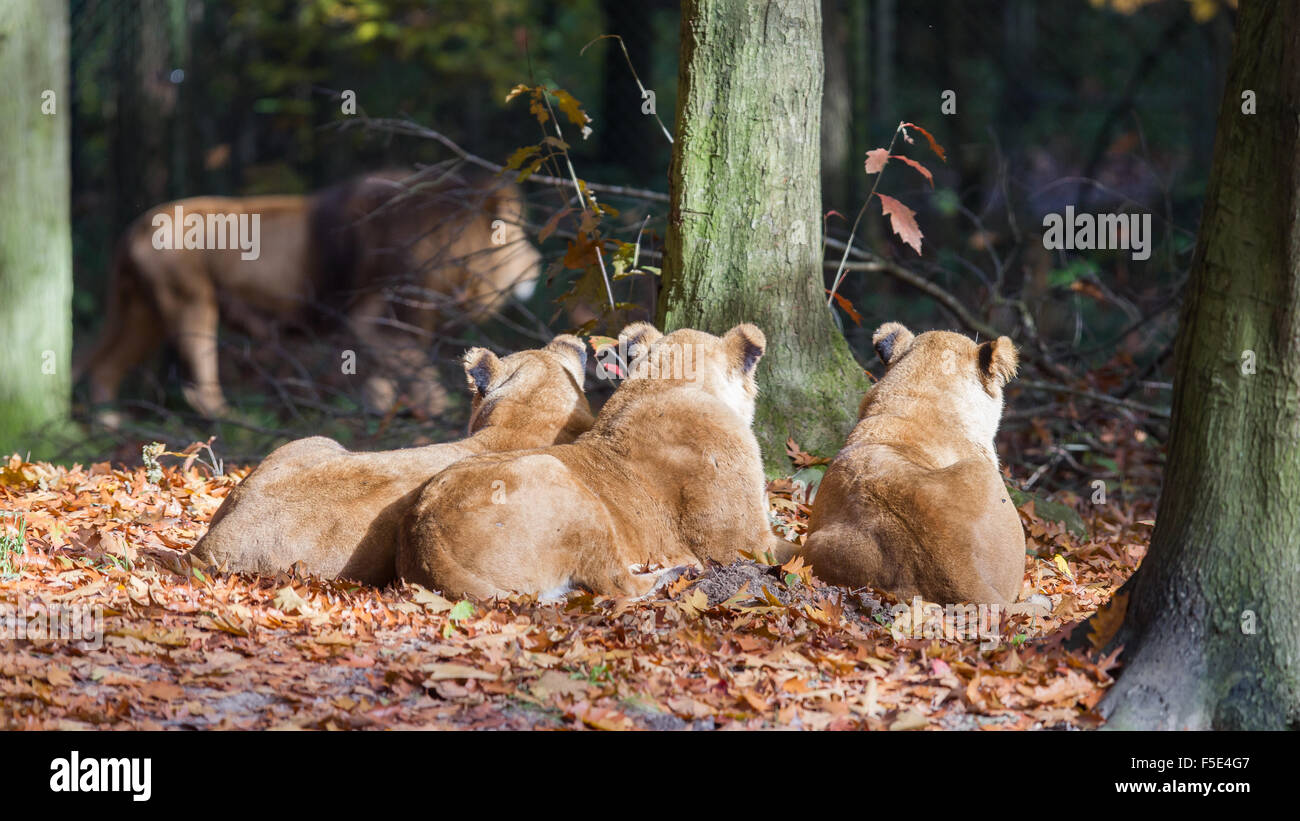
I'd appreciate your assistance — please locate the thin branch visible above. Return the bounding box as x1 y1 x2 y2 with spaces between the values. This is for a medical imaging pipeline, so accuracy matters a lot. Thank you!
1016 380 1170 419
827 122 904 306
822 248 1003 342
337 117 670 203
580 34 673 144
536 92 617 313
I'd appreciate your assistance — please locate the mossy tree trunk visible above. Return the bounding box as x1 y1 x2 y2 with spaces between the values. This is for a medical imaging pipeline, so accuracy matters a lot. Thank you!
1098 0 1300 730
659 0 869 474
0 0 73 455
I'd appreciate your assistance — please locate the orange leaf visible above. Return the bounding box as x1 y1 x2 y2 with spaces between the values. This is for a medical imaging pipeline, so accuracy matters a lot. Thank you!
890 154 934 188
562 237 596 269
877 194 923 255
900 122 947 162
826 289 862 326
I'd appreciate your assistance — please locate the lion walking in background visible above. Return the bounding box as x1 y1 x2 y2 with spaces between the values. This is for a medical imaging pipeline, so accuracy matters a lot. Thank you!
76 167 541 423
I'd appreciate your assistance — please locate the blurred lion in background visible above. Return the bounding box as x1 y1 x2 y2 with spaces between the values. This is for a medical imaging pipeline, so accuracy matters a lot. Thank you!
76 166 541 425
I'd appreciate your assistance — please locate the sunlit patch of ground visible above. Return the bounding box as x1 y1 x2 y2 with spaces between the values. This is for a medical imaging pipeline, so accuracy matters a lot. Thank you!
0 451 1151 730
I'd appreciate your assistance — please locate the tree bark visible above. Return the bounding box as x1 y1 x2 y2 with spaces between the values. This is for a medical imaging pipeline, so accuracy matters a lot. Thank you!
1098 0 1300 730
0 0 73 455
659 0 870 473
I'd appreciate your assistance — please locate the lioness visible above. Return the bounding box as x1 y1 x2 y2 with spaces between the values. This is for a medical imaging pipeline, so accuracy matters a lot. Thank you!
397 322 778 599
189 336 592 586
77 168 541 422
800 322 1026 604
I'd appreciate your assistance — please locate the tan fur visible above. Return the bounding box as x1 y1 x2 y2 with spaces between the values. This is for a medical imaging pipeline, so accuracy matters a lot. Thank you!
76 170 541 421
800 322 1026 604
189 337 592 586
396 323 777 599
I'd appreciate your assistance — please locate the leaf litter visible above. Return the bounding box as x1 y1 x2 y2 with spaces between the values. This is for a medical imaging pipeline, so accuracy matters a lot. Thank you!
0 432 1154 731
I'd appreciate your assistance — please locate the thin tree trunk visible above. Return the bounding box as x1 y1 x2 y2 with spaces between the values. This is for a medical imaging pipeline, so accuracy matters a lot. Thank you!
821 0 852 210
659 0 869 473
0 0 73 454
1099 0 1300 730
848 0 871 208
872 0 894 126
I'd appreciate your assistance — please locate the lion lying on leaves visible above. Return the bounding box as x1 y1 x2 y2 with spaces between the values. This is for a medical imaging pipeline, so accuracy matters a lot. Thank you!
77 168 541 424
800 322 1027 605
397 322 780 599
189 337 591 586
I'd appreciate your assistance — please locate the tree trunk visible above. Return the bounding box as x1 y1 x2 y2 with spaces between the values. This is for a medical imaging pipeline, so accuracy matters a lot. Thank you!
821 0 852 210
659 0 870 474
848 0 871 209
0 0 73 455
1098 0 1300 730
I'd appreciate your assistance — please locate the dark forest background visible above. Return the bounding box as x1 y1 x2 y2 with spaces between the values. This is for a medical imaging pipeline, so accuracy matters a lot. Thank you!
66 0 1234 470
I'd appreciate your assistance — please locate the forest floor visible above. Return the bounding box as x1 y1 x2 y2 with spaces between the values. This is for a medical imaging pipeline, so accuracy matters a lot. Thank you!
0 421 1156 731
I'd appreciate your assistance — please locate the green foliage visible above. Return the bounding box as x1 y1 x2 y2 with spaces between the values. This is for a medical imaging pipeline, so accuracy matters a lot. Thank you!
0 514 26 578
1047 259 1101 289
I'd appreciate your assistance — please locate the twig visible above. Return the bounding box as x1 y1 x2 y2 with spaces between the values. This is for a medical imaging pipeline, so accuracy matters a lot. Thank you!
1017 380 1170 419
828 121 904 306
536 92 617 313
337 117 669 203
1022 450 1063 491
823 249 1004 342
580 34 673 144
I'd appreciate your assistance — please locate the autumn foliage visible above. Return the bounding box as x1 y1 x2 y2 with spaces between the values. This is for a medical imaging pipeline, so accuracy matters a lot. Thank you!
1 425 1153 729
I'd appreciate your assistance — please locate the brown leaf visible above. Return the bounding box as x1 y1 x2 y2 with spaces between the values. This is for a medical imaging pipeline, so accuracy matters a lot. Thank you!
538 207 574 243
678 589 709 617
889 709 929 731
785 437 830 469
1086 590 1129 651
46 667 74 687
877 194 923 255
531 670 589 700
421 663 498 682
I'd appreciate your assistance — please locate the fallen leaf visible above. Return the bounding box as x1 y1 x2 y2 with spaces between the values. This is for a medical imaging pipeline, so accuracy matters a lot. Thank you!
889 709 929 731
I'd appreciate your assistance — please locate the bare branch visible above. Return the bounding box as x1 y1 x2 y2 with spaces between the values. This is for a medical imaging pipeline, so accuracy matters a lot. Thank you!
1017 379 1170 418
336 117 670 203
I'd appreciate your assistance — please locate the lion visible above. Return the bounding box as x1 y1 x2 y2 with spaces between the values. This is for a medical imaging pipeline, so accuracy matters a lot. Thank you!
188 336 592 586
799 322 1027 604
396 322 779 599
76 167 541 423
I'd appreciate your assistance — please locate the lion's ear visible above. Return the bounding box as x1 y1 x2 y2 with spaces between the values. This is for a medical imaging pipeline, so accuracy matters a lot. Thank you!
546 334 587 387
462 348 502 397
978 336 1019 388
617 322 663 365
872 322 914 366
724 323 766 375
